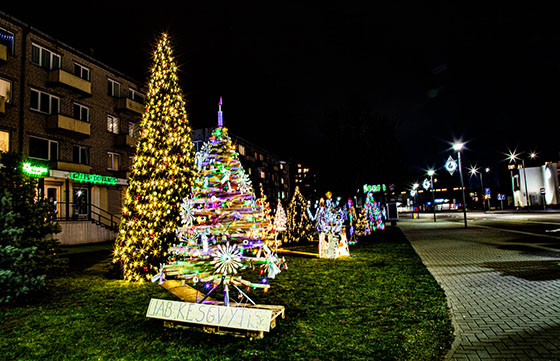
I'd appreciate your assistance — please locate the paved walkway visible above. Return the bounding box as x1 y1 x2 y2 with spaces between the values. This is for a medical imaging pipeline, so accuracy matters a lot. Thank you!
400 220 560 361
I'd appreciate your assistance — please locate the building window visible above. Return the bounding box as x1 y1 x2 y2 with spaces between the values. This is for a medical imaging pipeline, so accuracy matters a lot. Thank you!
129 88 145 104
0 28 15 54
73 103 90 122
108 152 120 170
29 136 58 161
31 43 61 70
0 77 12 103
238 144 246 156
259 154 264 161
129 155 134 169
30 89 59 114
72 145 89 165
108 79 121 97
260 169 266 179
0 130 9 152
128 122 136 137
74 63 90 81
281 178 284 184
107 115 119 134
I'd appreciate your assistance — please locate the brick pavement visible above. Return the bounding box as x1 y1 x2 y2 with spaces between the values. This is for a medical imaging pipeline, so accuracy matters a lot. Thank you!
400 220 560 360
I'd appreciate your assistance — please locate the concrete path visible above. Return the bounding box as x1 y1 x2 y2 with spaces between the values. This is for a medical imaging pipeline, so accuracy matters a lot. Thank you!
400 219 560 361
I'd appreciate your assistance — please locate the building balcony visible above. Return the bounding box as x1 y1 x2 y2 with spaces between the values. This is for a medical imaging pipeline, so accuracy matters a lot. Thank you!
47 114 91 138
54 161 90 173
116 97 144 115
0 44 7 62
0 97 5 115
48 69 92 95
116 134 136 149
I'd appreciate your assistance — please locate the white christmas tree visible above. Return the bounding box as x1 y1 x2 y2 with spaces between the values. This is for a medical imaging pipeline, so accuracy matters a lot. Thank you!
273 199 287 249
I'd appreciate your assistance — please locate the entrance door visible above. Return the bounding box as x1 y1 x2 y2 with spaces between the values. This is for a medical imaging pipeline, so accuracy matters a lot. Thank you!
45 186 59 217
73 187 89 218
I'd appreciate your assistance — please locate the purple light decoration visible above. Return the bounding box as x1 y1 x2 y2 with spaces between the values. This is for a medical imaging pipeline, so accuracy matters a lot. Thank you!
218 96 223 128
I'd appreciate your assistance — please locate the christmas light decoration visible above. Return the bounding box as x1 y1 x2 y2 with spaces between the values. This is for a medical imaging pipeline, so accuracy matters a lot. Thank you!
308 192 349 259
364 191 385 233
256 183 275 243
285 186 314 244
112 33 196 282
355 208 368 237
154 102 285 305
343 198 357 245
273 198 287 249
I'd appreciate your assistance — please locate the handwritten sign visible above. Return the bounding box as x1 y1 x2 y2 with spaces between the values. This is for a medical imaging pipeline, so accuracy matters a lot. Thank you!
146 298 273 332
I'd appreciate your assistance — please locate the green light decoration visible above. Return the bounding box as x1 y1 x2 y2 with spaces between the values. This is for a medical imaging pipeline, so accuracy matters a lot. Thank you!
22 162 49 177
363 184 386 193
70 172 117 185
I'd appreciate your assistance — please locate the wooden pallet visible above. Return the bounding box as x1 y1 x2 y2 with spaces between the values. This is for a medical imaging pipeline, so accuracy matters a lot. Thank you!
163 303 285 340
158 280 285 339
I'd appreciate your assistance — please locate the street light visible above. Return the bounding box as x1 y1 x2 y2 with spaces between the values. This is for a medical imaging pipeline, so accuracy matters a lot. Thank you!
412 182 420 219
469 165 486 211
453 142 468 228
427 170 436 222
508 150 533 208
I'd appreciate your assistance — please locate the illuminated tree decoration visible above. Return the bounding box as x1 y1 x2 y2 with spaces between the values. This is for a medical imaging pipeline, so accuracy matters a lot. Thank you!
308 192 349 258
355 208 369 237
364 191 385 232
112 33 196 282
273 198 287 248
156 105 285 306
256 183 275 243
285 186 314 244
343 198 358 245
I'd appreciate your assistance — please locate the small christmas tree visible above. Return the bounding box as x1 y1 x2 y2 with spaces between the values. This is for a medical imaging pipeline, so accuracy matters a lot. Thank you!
273 199 287 248
308 192 349 258
355 208 369 236
256 183 275 243
113 33 196 282
0 152 64 304
364 192 385 232
285 186 314 244
156 103 285 306
343 198 358 244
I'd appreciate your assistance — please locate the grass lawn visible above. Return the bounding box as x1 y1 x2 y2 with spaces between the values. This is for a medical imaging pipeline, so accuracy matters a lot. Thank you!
0 227 453 360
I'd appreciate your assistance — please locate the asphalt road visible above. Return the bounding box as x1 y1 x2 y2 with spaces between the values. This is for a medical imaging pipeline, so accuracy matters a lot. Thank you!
405 210 560 255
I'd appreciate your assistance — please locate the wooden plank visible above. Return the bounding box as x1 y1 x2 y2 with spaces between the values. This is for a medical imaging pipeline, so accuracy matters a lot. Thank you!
160 280 214 303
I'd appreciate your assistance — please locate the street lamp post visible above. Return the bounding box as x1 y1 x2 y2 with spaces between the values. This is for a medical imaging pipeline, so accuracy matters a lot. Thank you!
428 170 436 222
413 183 420 219
453 142 468 228
508 150 535 209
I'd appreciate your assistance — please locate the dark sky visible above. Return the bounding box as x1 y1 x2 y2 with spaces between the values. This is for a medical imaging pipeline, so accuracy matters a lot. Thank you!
4 2 560 192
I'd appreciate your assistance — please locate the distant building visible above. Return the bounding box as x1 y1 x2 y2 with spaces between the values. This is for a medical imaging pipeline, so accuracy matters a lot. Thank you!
294 162 319 199
509 162 560 207
0 11 145 244
191 101 291 206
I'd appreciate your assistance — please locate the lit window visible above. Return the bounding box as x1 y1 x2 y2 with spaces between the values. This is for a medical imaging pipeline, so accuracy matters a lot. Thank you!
108 152 120 170
73 103 89 122
238 144 245 156
0 28 15 54
31 43 60 69
107 115 119 134
108 79 121 97
298 168 302 173
30 89 59 114
260 170 265 179
0 77 12 103
281 178 284 184
29 136 58 161
0 130 9 152
128 122 136 137
259 154 264 161
72 145 89 165
74 63 90 81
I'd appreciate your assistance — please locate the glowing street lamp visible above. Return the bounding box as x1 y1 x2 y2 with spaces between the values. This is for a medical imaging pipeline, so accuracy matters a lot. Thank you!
427 170 436 222
412 182 420 219
469 165 486 211
453 142 468 228
507 149 533 208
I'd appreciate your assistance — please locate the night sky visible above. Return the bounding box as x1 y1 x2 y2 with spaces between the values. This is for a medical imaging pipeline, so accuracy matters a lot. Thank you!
4 2 560 193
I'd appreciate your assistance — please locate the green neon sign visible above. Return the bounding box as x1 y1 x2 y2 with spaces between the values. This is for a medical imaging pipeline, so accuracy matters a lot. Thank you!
23 162 49 177
70 172 118 185
363 184 386 193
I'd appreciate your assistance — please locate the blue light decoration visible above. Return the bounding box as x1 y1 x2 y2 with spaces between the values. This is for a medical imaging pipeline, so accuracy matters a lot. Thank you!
308 192 350 258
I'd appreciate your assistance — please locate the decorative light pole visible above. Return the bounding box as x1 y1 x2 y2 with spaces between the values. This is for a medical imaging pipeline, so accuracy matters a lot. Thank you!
427 170 436 222
453 142 468 228
412 183 420 219
469 165 485 211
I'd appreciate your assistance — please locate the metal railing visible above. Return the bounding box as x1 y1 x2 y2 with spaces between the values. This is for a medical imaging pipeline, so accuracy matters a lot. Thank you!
54 202 121 231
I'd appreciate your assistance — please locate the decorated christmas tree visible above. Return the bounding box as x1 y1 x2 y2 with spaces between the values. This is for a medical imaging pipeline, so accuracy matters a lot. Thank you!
155 102 285 306
343 198 358 245
308 192 349 258
256 183 275 244
355 208 369 236
364 191 385 232
112 33 196 282
285 186 314 244
273 199 287 248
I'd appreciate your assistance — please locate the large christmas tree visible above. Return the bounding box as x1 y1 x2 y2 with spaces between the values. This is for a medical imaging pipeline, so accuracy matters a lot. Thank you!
285 186 314 244
113 33 196 282
157 111 285 305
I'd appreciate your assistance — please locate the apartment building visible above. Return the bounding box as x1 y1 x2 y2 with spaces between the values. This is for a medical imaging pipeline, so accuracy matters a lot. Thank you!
0 11 145 244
